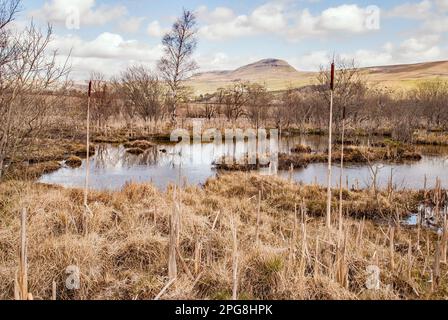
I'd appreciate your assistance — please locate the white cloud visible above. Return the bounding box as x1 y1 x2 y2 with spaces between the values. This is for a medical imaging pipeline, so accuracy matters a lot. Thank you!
198 3 378 41
294 35 444 71
250 2 287 32
291 51 330 71
318 5 371 32
196 6 236 23
435 0 448 11
398 35 441 60
199 15 254 40
30 0 127 27
118 17 145 33
49 32 163 79
147 21 169 38
423 14 448 32
387 0 432 19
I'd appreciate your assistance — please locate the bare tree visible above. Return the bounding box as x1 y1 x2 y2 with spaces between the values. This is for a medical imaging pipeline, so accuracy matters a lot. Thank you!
117 66 166 124
246 83 271 130
89 72 115 132
0 0 19 27
316 58 367 127
200 93 218 120
413 79 448 129
221 82 247 122
158 9 198 122
0 20 70 179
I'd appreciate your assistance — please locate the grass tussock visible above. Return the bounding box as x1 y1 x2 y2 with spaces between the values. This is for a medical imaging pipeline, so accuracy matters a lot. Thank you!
65 156 82 168
0 173 445 300
123 140 155 150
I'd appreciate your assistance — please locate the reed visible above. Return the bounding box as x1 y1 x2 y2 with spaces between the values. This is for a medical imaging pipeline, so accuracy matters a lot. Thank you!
255 190 262 246
14 209 31 300
168 187 179 281
52 280 57 301
389 227 395 271
441 212 447 264
231 216 239 301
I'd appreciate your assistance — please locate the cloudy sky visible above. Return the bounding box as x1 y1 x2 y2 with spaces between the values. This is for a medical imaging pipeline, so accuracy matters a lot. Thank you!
18 0 448 79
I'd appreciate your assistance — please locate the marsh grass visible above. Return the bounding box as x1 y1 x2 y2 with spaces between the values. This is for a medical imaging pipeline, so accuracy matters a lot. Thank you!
0 173 446 300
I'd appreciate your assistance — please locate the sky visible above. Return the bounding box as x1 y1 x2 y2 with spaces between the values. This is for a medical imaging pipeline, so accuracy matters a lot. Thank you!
16 0 448 80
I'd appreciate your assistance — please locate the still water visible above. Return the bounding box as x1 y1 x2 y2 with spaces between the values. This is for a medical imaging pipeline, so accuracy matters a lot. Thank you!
39 136 448 191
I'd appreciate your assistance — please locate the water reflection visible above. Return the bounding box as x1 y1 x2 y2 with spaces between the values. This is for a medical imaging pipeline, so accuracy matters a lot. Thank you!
38 135 448 191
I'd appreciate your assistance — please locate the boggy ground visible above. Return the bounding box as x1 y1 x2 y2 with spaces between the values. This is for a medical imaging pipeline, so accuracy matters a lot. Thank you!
5 140 96 180
278 143 423 170
0 173 446 300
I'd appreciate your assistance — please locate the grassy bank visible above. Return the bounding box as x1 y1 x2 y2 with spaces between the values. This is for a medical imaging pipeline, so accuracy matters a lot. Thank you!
0 173 446 300
279 143 422 170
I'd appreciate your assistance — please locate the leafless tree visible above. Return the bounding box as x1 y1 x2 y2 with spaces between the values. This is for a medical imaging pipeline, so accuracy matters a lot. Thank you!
413 79 448 129
89 72 115 131
158 9 198 122
316 58 367 127
117 66 167 124
0 20 70 179
200 93 218 120
221 82 247 122
246 83 271 130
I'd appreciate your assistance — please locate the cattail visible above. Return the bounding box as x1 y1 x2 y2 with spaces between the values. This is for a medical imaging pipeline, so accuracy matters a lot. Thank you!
84 80 93 236
326 61 335 229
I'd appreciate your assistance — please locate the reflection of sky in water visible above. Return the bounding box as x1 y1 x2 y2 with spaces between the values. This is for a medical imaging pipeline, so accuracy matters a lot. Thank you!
39 136 448 191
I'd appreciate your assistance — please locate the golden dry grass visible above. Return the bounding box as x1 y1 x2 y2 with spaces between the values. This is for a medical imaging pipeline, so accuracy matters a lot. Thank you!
0 173 446 300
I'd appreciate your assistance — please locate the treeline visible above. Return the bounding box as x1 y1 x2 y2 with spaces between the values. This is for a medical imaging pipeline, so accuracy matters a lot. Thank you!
75 61 448 142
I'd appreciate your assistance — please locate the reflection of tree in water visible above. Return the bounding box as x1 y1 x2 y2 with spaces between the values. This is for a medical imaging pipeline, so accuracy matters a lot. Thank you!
123 147 160 167
94 144 123 169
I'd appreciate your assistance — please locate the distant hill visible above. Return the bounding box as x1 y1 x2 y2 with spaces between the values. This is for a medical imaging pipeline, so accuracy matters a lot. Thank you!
189 59 314 94
187 58 448 95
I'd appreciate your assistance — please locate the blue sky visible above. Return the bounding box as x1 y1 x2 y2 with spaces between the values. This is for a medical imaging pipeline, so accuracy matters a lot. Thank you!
19 0 448 79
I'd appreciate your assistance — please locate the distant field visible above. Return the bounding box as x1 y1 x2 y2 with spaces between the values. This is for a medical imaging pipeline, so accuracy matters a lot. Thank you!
187 59 448 94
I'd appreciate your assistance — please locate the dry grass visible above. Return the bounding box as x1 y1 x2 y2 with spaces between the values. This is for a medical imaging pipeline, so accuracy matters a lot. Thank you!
0 173 446 300
279 144 422 170
7 162 62 180
414 131 448 146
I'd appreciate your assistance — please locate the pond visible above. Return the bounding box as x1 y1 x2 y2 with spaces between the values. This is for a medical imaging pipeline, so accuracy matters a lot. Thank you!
38 135 448 191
